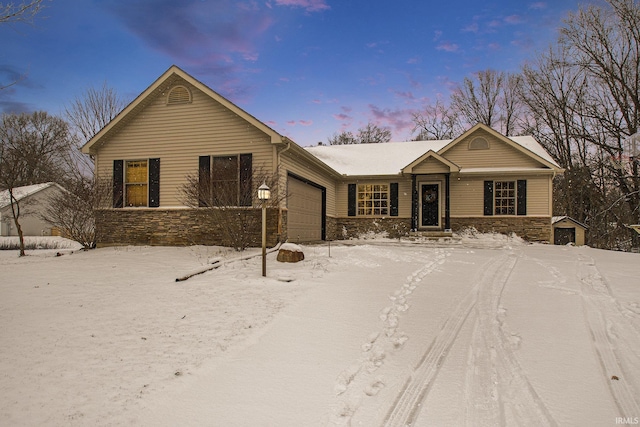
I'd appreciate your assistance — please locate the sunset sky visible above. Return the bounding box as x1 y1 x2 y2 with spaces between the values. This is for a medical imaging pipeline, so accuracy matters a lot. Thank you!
1 0 598 146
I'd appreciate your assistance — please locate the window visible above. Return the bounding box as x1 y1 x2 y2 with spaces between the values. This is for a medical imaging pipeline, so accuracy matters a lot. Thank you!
199 154 252 207
125 160 148 207
212 155 240 206
357 184 389 216
469 137 489 150
494 181 515 215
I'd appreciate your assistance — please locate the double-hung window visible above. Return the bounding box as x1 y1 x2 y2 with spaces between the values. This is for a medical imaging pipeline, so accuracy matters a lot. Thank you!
112 158 160 208
125 160 148 207
494 181 515 215
484 180 526 216
198 154 252 207
357 184 389 216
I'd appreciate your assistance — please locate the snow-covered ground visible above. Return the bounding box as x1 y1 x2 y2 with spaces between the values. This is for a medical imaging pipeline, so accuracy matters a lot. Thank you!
1 234 639 426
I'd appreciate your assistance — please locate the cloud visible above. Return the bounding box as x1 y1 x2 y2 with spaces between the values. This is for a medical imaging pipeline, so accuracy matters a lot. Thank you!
273 0 330 12
333 113 351 121
102 0 273 80
299 120 313 126
436 42 459 53
393 90 415 102
462 22 479 33
367 104 414 135
529 2 547 10
504 15 523 24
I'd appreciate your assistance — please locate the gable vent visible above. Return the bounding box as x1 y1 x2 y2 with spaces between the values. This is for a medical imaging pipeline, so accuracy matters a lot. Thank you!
469 137 489 150
167 85 192 105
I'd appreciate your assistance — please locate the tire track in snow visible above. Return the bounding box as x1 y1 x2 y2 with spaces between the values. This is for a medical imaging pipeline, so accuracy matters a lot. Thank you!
382 252 516 427
578 254 640 418
383 250 557 427
331 248 450 425
464 251 557 427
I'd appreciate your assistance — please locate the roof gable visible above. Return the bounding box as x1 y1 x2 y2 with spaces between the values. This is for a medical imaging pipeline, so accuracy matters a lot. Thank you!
402 150 460 174
438 124 560 170
81 65 286 154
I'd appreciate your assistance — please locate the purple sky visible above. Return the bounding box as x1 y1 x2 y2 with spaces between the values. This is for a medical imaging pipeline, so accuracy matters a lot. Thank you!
1 0 599 146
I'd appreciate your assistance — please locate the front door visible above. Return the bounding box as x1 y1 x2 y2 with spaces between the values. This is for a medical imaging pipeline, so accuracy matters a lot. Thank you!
420 183 440 227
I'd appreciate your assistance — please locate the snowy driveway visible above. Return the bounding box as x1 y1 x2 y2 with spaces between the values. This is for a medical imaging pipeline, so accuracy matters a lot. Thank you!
1 237 639 426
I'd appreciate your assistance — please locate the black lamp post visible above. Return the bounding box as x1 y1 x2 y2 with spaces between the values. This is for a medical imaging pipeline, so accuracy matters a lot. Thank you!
257 182 271 277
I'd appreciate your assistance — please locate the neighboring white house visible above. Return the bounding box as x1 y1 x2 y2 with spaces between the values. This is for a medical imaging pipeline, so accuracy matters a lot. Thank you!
0 183 66 236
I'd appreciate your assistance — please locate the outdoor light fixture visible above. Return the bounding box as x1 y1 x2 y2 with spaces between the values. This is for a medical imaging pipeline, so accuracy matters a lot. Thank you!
258 182 271 201
258 182 270 277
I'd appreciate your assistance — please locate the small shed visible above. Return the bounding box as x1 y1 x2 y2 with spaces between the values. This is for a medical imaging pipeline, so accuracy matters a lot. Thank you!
552 216 588 246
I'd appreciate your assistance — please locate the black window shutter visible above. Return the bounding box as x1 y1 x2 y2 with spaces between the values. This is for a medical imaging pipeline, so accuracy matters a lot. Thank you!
113 160 124 208
198 155 211 207
149 158 160 207
348 183 356 216
239 154 253 206
517 180 527 216
390 183 399 216
483 181 494 216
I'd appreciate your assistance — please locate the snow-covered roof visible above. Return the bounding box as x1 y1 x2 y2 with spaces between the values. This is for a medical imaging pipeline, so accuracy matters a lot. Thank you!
552 216 589 229
305 134 559 176
509 136 558 167
0 183 58 209
306 140 451 176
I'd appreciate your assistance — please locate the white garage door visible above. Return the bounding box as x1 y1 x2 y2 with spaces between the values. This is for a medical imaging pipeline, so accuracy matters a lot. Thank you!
287 176 323 242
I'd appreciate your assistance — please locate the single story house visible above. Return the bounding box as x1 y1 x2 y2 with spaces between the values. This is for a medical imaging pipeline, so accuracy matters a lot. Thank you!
81 66 563 247
552 216 588 246
0 182 65 236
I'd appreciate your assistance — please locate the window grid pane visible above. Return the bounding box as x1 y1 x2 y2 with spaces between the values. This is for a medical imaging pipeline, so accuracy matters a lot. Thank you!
357 184 389 216
494 181 516 215
125 160 148 207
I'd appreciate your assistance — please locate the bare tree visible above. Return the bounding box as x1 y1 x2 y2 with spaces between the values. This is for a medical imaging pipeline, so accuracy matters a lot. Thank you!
181 166 286 251
39 83 130 249
451 69 503 130
559 0 640 223
328 122 392 145
65 82 128 143
0 0 45 24
328 130 356 145
0 111 72 256
451 69 525 136
1 1 46 90
40 177 111 249
411 98 462 140
356 122 392 143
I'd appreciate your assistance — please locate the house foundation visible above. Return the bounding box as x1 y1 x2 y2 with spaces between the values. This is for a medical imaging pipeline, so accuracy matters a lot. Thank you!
450 216 552 242
95 208 280 247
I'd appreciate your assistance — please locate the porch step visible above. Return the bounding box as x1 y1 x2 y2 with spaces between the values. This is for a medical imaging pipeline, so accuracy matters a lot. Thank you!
409 230 453 238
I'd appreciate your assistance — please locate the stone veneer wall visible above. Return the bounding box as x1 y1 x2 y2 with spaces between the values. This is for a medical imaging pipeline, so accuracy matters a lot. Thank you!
334 218 412 240
451 217 552 242
96 208 280 247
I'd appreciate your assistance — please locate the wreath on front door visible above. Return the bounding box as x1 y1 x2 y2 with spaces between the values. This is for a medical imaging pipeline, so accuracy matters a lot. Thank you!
424 188 437 203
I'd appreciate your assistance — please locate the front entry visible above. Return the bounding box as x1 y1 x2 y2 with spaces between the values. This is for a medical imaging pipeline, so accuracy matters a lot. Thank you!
420 183 440 228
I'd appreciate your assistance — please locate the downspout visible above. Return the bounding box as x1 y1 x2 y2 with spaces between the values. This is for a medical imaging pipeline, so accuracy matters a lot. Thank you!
276 140 292 241
445 173 451 230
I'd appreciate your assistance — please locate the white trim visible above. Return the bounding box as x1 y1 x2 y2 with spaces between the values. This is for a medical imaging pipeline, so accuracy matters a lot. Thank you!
460 167 554 175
